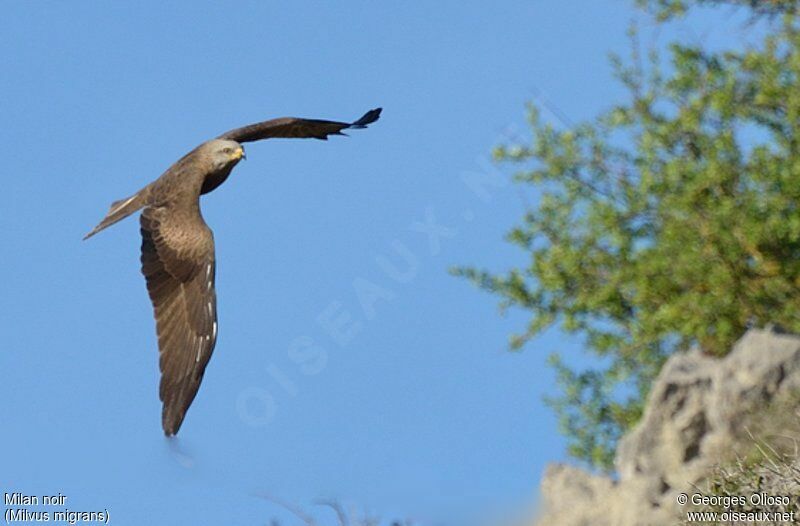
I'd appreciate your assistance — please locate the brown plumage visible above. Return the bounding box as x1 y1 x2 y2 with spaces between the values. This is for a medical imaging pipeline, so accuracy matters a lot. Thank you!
85 108 381 435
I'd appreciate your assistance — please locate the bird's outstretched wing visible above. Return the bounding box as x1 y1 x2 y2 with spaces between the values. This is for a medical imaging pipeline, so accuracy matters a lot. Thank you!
140 206 217 436
216 107 382 143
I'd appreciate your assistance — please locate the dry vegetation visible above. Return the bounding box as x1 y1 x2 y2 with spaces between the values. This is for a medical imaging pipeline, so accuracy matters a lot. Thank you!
683 396 800 524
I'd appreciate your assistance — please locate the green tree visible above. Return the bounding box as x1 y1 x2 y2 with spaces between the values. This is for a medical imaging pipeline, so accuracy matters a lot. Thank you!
455 0 800 470
639 0 797 20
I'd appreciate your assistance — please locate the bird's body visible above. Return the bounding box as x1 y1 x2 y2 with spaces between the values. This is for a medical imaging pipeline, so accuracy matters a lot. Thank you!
85 108 381 435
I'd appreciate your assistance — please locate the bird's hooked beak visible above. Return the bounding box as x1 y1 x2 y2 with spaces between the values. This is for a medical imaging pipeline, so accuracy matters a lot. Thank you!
234 146 246 161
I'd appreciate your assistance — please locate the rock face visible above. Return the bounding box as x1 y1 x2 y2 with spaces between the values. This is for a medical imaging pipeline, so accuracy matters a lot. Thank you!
534 327 800 526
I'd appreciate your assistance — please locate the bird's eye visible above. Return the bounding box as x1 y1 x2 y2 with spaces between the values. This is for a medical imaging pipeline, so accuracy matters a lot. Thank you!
223 147 232 154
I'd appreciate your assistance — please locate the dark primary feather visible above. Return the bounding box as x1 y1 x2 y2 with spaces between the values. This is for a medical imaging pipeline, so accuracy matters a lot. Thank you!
217 107 382 143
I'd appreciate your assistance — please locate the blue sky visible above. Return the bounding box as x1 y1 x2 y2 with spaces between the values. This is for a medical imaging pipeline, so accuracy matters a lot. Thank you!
0 2 749 524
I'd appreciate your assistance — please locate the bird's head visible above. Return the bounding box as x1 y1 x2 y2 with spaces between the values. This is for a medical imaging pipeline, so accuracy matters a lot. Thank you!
205 139 246 171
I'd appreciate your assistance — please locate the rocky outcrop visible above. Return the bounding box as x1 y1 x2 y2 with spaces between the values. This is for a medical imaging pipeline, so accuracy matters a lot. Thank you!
534 328 800 526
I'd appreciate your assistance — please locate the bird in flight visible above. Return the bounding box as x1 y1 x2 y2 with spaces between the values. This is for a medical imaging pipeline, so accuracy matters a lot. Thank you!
85 108 382 436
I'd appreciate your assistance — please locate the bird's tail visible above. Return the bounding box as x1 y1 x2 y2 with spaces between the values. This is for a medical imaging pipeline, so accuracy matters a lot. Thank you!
83 187 149 240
